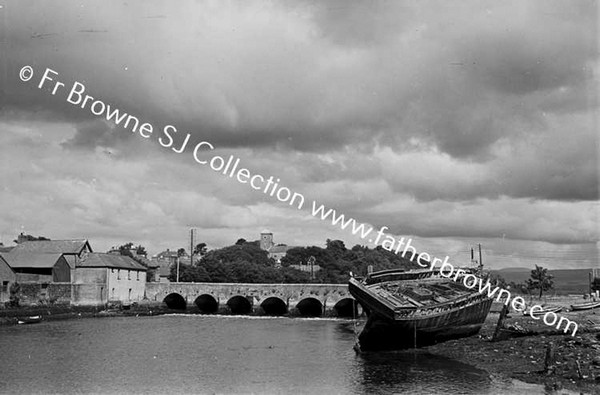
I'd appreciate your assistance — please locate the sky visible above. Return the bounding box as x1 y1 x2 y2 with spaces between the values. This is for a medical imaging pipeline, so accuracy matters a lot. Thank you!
0 0 598 270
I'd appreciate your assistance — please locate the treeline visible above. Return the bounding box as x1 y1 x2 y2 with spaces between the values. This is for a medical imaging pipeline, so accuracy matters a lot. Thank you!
169 239 420 284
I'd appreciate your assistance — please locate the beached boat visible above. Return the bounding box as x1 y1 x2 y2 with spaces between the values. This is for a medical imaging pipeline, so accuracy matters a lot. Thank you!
570 301 600 311
349 268 493 351
17 315 42 325
522 305 562 316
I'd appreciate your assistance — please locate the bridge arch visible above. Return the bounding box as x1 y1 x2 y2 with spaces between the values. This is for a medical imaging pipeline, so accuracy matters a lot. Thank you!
296 297 322 317
333 298 358 318
227 295 252 315
163 293 187 310
260 297 288 316
194 294 218 314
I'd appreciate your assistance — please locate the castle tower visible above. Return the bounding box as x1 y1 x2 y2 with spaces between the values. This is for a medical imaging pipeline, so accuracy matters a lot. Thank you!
260 230 274 251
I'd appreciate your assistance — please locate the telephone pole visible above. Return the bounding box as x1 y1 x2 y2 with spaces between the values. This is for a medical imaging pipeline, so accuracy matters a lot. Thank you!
190 228 195 266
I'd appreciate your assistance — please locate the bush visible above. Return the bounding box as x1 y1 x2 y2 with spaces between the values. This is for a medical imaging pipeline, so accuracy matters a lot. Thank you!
8 282 20 308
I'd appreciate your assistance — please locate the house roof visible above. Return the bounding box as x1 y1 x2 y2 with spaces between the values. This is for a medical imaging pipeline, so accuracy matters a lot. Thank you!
0 252 64 269
78 253 147 271
0 255 14 272
10 240 91 255
63 255 77 269
268 245 296 254
154 250 178 259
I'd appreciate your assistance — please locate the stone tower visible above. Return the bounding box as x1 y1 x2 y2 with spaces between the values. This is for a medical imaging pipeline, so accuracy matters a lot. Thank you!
260 230 274 251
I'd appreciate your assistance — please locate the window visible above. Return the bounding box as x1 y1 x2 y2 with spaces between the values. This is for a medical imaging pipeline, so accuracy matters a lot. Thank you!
2 281 9 293
111 268 115 273
117 269 121 280
136 271 139 281
127 270 131 280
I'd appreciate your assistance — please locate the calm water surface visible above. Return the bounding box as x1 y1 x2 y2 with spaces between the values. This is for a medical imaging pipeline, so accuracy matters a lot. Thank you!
0 315 552 394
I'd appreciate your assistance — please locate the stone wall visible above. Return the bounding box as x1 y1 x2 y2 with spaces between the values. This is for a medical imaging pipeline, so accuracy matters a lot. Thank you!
6 281 353 309
48 283 72 304
18 283 43 305
145 282 353 311
71 284 105 306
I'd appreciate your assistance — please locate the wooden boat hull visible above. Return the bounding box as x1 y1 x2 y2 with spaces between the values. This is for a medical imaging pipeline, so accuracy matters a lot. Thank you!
349 270 493 351
356 297 493 351
570 301 600 311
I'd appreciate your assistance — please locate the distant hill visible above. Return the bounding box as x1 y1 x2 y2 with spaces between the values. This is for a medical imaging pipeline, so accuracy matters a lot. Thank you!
491 268 594 295
496 267 530 273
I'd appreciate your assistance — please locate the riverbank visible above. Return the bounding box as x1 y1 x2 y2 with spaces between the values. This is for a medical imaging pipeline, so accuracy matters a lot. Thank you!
0 302 168 326
0 299 349 326
427 306 600 394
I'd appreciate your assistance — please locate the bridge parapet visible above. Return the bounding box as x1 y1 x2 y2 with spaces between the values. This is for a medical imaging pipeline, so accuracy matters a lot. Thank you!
145 282 353 313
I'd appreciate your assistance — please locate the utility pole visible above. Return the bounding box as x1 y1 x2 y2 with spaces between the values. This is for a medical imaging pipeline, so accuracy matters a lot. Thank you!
308 256 316 281
190 228 195 266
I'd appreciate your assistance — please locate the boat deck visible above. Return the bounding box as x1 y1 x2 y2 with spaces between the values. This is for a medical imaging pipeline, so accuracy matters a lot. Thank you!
366 279 473 309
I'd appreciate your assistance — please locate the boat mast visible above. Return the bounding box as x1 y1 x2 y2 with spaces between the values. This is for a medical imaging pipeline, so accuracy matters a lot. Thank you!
478 243 483 272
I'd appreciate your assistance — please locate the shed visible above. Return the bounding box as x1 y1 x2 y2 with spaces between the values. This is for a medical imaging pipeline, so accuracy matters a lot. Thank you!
0 252 71 283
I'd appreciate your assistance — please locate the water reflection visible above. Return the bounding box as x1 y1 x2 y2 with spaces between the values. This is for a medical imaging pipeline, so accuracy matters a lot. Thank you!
354 351 492 394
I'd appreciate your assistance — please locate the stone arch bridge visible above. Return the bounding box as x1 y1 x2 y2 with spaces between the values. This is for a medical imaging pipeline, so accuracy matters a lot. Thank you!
145 282 358 317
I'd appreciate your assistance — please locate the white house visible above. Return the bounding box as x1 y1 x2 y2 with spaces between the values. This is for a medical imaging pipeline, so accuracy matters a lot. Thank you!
74 253 147 304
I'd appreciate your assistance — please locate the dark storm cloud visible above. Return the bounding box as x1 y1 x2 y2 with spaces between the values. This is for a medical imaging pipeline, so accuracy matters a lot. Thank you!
1 0 597 208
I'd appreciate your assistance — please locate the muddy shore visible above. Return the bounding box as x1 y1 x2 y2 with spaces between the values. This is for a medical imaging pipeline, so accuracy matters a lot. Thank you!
0 302 170 326
427 308 600 394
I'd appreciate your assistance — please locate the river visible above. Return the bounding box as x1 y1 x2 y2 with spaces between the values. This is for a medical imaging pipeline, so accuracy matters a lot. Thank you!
0 315 553 394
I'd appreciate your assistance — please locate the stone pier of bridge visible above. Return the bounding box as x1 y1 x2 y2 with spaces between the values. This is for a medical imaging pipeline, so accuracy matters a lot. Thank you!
145 282 357 316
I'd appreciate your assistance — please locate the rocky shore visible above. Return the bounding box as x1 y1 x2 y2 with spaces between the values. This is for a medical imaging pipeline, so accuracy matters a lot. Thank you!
427 307 600 394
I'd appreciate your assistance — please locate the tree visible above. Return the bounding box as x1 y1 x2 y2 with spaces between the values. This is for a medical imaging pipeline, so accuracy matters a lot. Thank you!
169 264 211 282
194 243 207 257
8 282 20 307
326 239 346 251
116 242 153 281
135 245 147 256
14 234 50 244
117 242 147 262
118 242 135 257
527 265 554 298
235 238 247 245
167 237 423 284
177 248 186 257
